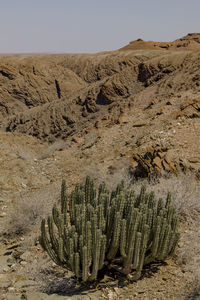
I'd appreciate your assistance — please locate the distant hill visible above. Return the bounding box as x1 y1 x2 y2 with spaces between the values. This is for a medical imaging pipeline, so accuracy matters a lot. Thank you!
119 33 200 51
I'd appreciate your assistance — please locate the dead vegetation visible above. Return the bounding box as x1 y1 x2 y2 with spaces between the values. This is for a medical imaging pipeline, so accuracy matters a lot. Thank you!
1 183 60 237
37 139 67 160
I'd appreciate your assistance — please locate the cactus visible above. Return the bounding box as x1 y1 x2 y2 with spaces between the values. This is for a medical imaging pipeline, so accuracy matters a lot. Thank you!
40 177 180 282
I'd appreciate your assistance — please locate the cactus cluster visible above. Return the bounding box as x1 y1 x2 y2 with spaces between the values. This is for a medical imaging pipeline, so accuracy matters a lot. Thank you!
40 177 180 282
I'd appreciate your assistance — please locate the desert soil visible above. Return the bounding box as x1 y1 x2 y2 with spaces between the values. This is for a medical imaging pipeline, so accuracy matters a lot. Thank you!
0 33 200 299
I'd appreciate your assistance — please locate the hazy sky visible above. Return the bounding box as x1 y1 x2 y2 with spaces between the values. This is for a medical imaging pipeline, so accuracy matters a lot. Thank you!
0 0 199 53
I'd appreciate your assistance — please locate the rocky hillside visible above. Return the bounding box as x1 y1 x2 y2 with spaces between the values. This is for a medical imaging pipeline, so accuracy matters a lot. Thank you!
0 34 200 300
0 34 199 175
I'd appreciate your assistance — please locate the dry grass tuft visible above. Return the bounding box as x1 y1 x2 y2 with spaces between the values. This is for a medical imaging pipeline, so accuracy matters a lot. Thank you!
37 140 67 160
185 270 200 299
137 173 200 217
2 183 60 237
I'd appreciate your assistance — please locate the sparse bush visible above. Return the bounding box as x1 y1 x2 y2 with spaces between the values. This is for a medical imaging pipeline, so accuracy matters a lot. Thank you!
38 140 66 160
40 177 180 282
185 271 200 300
3 183 60 237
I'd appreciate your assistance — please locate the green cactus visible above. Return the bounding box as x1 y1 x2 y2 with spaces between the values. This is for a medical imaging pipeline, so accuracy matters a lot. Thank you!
61 179 68 224
40 176 180 282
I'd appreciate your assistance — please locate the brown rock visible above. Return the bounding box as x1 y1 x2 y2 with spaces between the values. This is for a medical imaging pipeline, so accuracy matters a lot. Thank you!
164 151 175 164
162 158 176 172
132 121 147 127
82 108 89 117
188 157 200 163
153 156 162 169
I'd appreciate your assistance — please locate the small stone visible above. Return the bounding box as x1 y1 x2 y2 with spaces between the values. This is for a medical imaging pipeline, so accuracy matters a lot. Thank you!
132 121 147 127
14 280 37 288
3 266 10 272
20 251 31 261
8 287 15 292
162 277 167 281
114 287 121 295
10 264 16 270
0 212 7 217
166 100 172 105
153 156 162 169
7 258 15 266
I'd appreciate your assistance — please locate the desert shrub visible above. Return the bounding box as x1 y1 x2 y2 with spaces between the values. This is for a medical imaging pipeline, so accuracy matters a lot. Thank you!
185 270 200 300
38 139 66 160
40 177 180 282
3 183 60 237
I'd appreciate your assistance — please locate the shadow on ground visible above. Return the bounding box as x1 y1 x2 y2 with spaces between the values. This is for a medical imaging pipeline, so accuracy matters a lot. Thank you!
42 261 167 297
